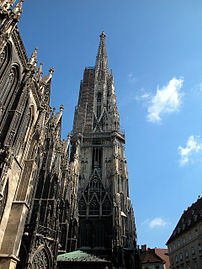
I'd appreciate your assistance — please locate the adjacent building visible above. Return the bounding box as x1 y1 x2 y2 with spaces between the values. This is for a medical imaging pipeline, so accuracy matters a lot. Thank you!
140 245 170 269
166 196 202 269
0 1 139 268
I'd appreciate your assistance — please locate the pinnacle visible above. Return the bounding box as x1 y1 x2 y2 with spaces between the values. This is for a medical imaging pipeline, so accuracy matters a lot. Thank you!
96 31 109 72
100 31 106 39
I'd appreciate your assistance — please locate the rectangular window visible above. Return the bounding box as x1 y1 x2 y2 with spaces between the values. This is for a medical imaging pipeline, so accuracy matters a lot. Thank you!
185 250 189 257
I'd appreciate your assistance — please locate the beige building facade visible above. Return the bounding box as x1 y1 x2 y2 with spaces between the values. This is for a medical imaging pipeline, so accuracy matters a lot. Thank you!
167 197 202 269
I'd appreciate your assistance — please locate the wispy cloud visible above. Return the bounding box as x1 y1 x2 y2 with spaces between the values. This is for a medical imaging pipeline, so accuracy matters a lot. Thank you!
128 73 136 83
141 217 169 229
147 77 184 123
149 218 167 229
178 136 202 166
199 83 202 92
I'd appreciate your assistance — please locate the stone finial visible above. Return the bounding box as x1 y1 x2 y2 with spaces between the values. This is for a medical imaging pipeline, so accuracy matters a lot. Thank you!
42 66 54 83
13 0 24 17
33 59 38 70
49 66 54 76
100 31 106 39
36 62 43 81
60 104 64 113
29 47 38 65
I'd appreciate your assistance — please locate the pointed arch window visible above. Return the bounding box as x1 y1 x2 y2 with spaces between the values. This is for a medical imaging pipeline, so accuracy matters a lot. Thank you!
89 196 99 215
31 247 51 269
0 66 19 111
97 93 102 118
102 195 111 215
79 196 86 215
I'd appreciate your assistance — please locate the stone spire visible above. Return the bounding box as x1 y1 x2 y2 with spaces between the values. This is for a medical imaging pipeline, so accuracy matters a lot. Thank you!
95 31 109 74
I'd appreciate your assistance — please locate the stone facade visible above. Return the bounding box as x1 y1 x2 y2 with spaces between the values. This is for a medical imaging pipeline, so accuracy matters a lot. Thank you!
0 1 139 269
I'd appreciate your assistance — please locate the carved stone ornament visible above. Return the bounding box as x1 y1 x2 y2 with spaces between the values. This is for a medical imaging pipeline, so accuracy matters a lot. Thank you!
31 248 50 269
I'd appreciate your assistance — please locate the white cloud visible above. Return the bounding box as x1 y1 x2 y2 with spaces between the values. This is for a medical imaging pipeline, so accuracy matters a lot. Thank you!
149 218 167 229
147 77 184 123
178 136 202 166
141 217 169 229
141 93 151 99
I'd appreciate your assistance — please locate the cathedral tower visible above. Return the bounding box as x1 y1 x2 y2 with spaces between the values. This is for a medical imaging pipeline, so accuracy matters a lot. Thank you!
73 32 137 268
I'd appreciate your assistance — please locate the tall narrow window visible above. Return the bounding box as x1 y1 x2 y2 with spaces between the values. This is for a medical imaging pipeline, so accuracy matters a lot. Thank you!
79 196 86 215
0 68 16 102
0 180 8 223
97 93 101 118
92 147 102 170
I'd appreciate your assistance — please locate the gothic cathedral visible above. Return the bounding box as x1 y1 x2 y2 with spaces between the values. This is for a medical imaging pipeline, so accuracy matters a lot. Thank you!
0 1 139 268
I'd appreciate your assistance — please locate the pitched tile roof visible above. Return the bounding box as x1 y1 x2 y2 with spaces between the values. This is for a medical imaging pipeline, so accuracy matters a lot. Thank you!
154 248 170 269
140 249 164 264
167 196 202 244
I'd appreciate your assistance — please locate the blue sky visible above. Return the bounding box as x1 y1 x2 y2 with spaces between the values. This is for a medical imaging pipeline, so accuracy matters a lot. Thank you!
18 0 202 248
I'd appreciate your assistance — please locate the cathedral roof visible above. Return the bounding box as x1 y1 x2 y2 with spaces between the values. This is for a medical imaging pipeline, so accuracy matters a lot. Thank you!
57 250 110 263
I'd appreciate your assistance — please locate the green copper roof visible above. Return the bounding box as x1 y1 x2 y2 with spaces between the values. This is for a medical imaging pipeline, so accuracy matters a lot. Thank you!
57 250 109 263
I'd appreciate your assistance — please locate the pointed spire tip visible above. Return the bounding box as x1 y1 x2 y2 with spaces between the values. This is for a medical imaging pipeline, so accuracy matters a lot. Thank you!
100 31 106 39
